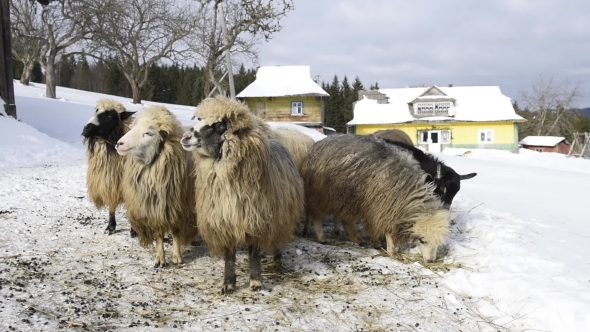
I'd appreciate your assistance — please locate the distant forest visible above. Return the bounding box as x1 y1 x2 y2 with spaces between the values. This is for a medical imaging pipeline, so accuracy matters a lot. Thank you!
13 55 379 133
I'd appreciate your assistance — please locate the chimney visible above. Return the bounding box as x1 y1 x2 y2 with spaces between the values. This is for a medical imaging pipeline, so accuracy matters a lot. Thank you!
448 84 453 87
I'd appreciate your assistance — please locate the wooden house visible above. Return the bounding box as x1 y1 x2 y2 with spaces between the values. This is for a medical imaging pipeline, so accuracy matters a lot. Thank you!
519 136 571 154
236 65 329 133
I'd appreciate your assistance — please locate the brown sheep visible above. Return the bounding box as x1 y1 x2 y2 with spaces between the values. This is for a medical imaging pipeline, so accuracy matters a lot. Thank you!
115 105 198 267
81 99 137 237
373 128 414 145
181 95 304 294
302 134 450 263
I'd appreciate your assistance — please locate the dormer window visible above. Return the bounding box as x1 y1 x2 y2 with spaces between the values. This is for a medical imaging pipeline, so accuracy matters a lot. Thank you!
414 101 452 116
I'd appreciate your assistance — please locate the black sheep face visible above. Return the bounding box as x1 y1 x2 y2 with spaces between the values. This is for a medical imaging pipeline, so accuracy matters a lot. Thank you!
82 108 135 141
433 164 477 209
181 117 227 159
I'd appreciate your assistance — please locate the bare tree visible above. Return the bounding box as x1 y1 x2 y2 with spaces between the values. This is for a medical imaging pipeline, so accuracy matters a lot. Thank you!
38 0 90 99
520 75 583 137
189 0 294 97
9 0 47 85
84 0 196 104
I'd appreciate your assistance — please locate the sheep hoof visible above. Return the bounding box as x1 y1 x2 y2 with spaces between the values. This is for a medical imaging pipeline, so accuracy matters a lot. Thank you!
129 229 138 238
358 242 367 248
250 280 262 292
154 262 168 268
104 225 116 235
172 259 183 266
221 283 236 295
319 241 327 245
273 252 282 263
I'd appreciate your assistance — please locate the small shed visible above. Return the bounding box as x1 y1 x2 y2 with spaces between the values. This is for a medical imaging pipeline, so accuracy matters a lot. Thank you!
519 136 571 154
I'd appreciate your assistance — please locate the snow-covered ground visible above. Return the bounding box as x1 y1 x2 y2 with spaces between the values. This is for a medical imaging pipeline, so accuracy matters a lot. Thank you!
1 81 589 331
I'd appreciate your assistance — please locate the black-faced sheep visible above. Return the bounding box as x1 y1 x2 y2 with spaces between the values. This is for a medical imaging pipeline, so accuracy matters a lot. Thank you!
115 105 198 267
373 131 477 209
181 95 304 294
81 99 137 237
301 134 450 263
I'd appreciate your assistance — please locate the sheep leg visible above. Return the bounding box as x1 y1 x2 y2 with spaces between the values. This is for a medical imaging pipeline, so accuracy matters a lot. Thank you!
269 244 282 263
301 216 311 236
333 216 341 236
221 248 237 295
248 245 263 292
153 236 167 268
342 219 365 247
105 212 116 235
171 234 183 265
385 233 396 257
371 234 383 250
313 217 326 244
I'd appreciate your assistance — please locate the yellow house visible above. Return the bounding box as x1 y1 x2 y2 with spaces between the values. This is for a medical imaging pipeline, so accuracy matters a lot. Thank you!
236 65 330 132
346 85 526 152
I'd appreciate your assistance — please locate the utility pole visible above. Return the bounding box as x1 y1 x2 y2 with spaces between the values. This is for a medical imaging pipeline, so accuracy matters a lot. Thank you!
218 0 235 99
0 0 17 118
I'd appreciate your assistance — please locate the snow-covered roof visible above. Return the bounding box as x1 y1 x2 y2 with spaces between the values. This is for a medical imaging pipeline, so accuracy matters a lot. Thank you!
347 96 414 125
347 85 525 125
236 65 329 98
519 136 567 147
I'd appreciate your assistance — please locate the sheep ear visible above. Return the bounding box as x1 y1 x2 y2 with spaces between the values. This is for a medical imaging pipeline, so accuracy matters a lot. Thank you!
120 111 136 120
159 130 168 141
459 173 477 181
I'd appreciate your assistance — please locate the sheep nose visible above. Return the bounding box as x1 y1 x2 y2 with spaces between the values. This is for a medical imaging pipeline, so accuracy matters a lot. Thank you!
115 142 123 149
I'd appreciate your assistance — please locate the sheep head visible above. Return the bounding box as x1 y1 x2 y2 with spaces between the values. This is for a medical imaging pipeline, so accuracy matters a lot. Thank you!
181 95 251 160
82 99 135 141
115 105 177 164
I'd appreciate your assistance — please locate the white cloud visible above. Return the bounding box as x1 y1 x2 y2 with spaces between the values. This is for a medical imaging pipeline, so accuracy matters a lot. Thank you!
258 0 590 105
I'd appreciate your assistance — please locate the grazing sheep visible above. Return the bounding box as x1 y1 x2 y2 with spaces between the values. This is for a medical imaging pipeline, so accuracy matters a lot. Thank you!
115 105 198 267
374 136 477 209
181 95 304 294
81 99 137 237
373 128 414 146
302 134 450 262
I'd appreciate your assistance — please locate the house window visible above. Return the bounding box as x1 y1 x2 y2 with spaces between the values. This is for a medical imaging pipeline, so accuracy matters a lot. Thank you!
418 131 428 143
291 101 304 115
434 102 451 115
535 148 543 153
478 129 494 144
441 130 451 144
416 102 451 116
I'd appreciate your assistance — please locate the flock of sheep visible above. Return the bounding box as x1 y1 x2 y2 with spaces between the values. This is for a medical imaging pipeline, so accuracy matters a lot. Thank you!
81 95 477 294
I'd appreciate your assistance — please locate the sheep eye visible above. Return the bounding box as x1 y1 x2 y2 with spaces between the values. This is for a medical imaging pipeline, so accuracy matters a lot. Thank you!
419 238 427 244
197 117 202 121
144 132 154 137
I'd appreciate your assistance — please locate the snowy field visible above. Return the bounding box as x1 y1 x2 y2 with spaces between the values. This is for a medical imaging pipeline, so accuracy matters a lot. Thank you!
1 82 589 331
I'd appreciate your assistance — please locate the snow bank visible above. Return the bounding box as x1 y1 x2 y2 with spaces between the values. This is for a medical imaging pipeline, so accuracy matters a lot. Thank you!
442 147 590 174
14 82 196 146
0 115 83 168
267 121 326 141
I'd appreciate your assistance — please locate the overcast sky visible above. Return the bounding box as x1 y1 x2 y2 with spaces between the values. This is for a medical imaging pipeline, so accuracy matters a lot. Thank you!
257 0 590 107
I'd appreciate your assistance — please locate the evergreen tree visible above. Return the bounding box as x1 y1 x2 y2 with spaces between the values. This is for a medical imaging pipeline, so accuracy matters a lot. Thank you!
71 55 91 91
31 62 43 83
12 57 24 82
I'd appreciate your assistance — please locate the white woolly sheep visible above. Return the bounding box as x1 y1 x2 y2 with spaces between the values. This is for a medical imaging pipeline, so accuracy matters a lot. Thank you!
301 134 450 263
81 99 136 237
181 95 304 294
115 105 198 267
